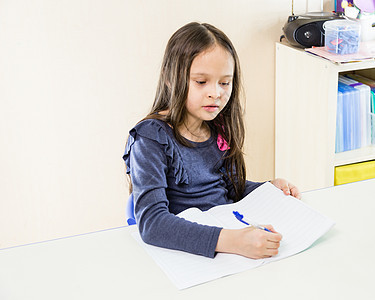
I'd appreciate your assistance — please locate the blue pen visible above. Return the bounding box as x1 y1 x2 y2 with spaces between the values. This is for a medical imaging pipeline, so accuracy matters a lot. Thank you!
232 211 272 232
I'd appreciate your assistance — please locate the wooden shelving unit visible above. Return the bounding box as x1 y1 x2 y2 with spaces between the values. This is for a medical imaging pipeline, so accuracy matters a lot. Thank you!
275 42 375 192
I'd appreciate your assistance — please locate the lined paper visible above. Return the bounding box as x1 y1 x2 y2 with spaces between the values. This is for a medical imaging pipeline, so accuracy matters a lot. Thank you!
132 182 335 289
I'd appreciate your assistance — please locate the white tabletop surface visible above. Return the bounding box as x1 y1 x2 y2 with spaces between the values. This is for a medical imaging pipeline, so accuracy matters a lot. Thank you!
1 179 375 300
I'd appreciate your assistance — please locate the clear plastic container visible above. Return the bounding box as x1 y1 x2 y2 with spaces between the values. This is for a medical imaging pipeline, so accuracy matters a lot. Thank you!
324 20 361 55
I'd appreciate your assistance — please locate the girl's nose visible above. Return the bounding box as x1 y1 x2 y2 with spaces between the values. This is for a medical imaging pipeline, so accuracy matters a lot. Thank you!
208 94 220 99
208 84 221 99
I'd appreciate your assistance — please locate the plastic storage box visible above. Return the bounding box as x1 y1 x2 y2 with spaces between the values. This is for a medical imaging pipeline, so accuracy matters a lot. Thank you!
334 160 375 185
324 20 361 54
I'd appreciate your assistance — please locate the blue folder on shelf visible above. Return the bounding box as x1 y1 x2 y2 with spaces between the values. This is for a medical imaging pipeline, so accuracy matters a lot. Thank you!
339 76 372 148
336 82 361 153
344 73 375 144
336 87 344 153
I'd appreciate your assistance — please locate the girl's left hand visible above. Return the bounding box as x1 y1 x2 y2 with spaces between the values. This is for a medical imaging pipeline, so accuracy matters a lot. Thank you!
270 178 301 199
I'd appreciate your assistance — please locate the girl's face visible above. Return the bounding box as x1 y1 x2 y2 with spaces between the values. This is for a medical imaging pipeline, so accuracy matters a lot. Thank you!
185 45 234 126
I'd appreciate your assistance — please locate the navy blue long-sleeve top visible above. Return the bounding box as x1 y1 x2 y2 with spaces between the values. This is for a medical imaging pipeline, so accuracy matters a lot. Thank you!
123 119 264 258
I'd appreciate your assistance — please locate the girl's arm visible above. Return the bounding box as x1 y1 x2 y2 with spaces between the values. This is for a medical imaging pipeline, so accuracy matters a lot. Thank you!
124 122 222 258
224 172 301 201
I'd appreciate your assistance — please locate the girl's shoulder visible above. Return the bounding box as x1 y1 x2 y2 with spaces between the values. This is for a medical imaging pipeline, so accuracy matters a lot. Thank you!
129 118 173 145
123 118 189 184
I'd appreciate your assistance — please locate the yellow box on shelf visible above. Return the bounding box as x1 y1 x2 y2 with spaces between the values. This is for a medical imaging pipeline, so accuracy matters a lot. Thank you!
335 160 375 185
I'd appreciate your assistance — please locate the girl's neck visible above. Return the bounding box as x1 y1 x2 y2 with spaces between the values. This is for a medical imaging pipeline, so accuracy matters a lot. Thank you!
157 110 211 142
179 121 211 143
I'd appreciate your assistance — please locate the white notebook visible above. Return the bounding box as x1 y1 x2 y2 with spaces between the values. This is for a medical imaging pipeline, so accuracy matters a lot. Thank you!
132 182 335 289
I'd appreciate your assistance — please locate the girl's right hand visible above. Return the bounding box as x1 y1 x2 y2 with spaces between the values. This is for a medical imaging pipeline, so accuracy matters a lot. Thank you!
215 227 282 259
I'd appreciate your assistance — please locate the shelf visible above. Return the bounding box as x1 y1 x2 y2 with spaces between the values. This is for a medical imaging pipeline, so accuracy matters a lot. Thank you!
275 42 375 191
283 41 375 71
334 146 375 166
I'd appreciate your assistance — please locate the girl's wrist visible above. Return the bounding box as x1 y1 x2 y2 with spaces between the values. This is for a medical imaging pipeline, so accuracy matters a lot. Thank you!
216 228 238 254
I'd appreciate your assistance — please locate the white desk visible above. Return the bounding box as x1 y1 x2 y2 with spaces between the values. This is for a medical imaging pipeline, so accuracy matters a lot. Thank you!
1 179 375 300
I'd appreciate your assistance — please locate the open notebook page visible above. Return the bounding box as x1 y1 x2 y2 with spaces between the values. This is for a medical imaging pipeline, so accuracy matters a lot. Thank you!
132 182 335 289
206 182 335 260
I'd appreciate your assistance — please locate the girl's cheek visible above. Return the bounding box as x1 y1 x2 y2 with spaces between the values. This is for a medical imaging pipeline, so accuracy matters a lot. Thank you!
223 91 231 102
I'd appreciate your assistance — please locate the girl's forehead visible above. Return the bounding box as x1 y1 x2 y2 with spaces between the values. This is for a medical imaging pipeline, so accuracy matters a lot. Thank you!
190 45 234 76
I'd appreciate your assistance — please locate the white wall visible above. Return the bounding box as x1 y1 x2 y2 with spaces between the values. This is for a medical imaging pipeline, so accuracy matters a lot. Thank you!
0 0 333 248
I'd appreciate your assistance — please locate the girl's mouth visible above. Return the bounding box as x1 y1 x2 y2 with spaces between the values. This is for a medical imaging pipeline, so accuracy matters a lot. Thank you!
203 105 219 112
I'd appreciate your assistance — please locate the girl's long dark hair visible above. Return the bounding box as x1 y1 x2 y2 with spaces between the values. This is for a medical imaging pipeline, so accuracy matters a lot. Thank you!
137 22 247 201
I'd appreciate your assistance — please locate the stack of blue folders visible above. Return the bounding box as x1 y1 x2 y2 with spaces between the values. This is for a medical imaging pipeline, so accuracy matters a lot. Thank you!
344 74 375 144
336 76 372 153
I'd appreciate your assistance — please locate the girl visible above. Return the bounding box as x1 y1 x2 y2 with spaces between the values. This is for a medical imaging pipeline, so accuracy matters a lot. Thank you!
123 22 300 259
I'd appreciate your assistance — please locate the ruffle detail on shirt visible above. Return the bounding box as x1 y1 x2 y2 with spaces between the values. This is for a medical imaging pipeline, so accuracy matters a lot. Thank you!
123 119 189 185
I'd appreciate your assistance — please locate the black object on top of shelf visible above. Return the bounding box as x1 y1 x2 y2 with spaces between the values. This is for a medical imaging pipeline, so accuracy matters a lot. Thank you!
281 12 344 48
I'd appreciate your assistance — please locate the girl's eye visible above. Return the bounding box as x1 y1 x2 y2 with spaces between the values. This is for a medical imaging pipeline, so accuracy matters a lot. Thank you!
196 81 206 85
220 82 230 86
